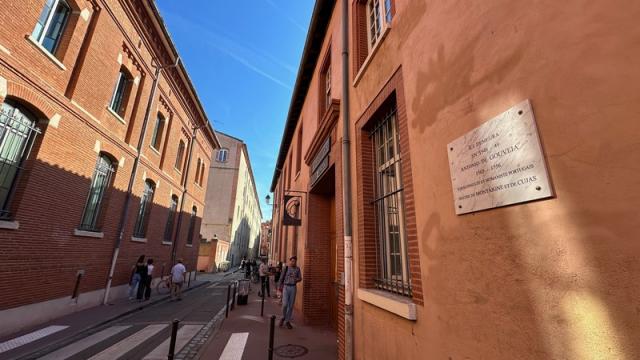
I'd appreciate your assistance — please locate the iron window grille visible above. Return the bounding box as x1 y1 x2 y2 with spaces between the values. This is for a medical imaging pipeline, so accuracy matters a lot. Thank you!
186 206 197 245
164 195 178 242
370 106 412 297
0 102 41 220
32 0 70 54
78 154 115 231
133 180 155 238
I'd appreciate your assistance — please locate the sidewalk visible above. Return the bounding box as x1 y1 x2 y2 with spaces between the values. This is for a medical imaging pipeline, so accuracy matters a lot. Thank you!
0 269 236 360
199 283 337 360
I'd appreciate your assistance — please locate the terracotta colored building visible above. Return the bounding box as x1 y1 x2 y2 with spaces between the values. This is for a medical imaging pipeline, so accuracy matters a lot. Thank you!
270 0 640 359
0 0 218 337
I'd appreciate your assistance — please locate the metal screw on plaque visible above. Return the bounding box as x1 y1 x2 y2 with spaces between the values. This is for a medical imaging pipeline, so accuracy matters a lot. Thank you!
536 186 541 191
450 147 453 151
168 319 179 360
518 110 523 115
458 205 462 209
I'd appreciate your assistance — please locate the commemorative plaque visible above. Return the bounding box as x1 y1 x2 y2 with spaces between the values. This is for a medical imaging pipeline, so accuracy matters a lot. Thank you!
447 99 553 215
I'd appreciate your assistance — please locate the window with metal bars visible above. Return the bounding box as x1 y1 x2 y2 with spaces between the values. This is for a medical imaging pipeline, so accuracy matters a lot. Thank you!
0 102 42 220
164 195 178 242
32 0 71 55
133 180 155 238
186 206 197 245
370 106 411 297
78 154 115 231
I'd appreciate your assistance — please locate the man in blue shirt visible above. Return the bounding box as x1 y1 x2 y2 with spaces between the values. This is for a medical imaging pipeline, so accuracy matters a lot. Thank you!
278 256 302 329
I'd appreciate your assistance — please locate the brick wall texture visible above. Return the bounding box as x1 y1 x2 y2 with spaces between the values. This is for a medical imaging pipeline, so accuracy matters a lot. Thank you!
0 0 216 312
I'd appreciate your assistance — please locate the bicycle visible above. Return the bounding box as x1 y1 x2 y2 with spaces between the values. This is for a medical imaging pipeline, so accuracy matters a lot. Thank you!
155 275 172 295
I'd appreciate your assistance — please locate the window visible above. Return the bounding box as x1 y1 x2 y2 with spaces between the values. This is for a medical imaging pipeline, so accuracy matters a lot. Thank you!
195 158 201 184
371 105 411 296
199 161 206 186
164 195 178 243
186 206 197 245
133 179 155 238
216 148 228 162
32 0 71 54
354 0 393 73
109 68 132 117
324 65 331 112
79 154 115 231
295 125 303 174
150 114 165 150
0 101 42 219
175 140 185 171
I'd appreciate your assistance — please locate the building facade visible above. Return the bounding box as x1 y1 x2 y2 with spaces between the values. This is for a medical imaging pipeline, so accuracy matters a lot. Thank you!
260 221 271 257
200 131 262 271
0 0 219 337
270 0 640 359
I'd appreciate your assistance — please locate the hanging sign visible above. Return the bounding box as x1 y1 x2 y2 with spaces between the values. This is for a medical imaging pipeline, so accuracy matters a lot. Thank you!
282 195 302 226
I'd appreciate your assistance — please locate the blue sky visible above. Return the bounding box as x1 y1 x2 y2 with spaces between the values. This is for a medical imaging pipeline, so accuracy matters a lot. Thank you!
155 1 314 220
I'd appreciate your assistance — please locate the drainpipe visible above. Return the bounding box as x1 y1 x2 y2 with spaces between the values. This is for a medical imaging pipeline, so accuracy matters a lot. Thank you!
102 57 180 305
341 0 354 359
170 124 201 264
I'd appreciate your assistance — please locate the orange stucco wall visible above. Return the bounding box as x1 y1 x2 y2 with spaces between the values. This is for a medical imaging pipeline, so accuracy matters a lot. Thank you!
350 1 640 359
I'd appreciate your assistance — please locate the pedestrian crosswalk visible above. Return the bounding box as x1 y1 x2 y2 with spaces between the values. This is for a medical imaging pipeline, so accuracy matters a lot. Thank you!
1 323 205 359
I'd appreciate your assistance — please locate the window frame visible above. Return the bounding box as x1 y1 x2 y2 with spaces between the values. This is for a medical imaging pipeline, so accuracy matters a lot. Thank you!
31 0 71 55
109 68 132 117
175 140 185 171
132 179 155 238
150 113 165 151
163 194 179 243
186 205 197 245
78 153 115 232
216 148 228 163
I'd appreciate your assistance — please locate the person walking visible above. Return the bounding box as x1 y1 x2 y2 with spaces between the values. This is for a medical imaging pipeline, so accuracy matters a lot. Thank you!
258 258 271 297
274 262 283 301
140 258 154 301
170 259 187 301
129 255 145 300
278 256 302 329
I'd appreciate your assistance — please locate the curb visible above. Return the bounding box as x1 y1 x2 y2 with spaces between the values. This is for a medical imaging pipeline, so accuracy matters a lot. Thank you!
16 281 211 360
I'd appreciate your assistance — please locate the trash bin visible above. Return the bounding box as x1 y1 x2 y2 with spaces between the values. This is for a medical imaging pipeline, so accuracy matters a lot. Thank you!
237 279 250 305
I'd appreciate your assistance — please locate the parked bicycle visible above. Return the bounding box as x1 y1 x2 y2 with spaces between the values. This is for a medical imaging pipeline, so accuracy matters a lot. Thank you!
155 274 171 295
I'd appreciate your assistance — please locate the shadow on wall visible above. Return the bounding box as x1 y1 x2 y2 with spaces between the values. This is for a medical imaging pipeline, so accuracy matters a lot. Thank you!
0 154 203 312
228 216 261 265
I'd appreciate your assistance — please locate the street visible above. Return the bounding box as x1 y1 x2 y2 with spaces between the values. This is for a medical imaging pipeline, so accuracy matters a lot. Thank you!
0 273 240 360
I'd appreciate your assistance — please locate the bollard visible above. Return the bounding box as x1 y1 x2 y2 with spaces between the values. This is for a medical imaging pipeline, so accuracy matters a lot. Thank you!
187 271 192 288
225 283 231 318
168 319 179 360
268 315 276 360
261 279 265 316
231 281 236 310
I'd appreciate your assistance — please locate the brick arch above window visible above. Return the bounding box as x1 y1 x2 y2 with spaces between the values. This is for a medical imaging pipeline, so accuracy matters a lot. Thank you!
2 81 57 120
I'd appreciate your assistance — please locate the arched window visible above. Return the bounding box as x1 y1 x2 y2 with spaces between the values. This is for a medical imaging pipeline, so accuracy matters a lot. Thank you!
199 161 206 186
186 205 197 245
0 101 42 219
163 194 179 243
216 148 228 163
109 67 133 117
150 113 165 150
175 140 185 171
195 158 201 184
133 179 155 238
31 0 71 54
79 153 115 231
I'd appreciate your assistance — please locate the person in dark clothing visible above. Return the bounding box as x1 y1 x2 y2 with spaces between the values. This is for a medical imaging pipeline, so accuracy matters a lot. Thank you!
138 258 154 301
129 255 145 300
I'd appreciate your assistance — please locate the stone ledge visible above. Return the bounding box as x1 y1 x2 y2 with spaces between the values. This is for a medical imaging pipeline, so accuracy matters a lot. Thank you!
0 220 19 230
73 229 104 238
357 288 417 320
131 236 147 243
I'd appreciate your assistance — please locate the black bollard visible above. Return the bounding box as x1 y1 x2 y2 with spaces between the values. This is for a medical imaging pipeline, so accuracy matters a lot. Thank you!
168 319 179 360
268 315 276 360
231 281 236 310
187 271 192 288
225 283 231 318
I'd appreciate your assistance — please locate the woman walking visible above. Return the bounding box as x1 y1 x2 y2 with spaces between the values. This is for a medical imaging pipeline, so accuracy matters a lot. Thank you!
138 258 154 301
129 255 146 300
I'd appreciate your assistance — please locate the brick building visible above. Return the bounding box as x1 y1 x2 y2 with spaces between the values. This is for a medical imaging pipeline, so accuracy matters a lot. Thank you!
271 0 640 359
0 0 219 337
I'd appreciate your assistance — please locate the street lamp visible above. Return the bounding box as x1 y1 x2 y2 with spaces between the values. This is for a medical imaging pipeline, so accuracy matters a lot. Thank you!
265 194 271 205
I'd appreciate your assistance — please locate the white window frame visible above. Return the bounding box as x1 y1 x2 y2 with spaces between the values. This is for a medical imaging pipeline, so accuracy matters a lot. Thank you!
216 148 229 163
32 0 71 54
366 0 392 50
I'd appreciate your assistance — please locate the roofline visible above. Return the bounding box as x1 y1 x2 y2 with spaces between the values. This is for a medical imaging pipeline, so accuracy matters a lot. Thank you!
215 130 245 143
269 0 336 192
144 1 220 149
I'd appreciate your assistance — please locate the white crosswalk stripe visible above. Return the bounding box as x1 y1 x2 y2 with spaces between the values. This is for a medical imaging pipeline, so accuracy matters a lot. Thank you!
0 325 68 354
219 332 249 360
142 324 203 360
37 325 131 360
87 324 167 360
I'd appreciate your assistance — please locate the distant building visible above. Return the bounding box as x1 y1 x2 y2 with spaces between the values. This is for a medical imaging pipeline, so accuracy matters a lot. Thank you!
199 132 262 271
260 221 272 257
0 0 218 337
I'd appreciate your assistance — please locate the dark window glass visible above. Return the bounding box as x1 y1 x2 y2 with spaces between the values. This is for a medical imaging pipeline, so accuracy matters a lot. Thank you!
79 154 115 231
164 195 178 242
133 180 155 238
32 0 70 54
150 114 165 150
0 102 41 219
109 69 131 116
175 140 185 170
186 206 197 245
